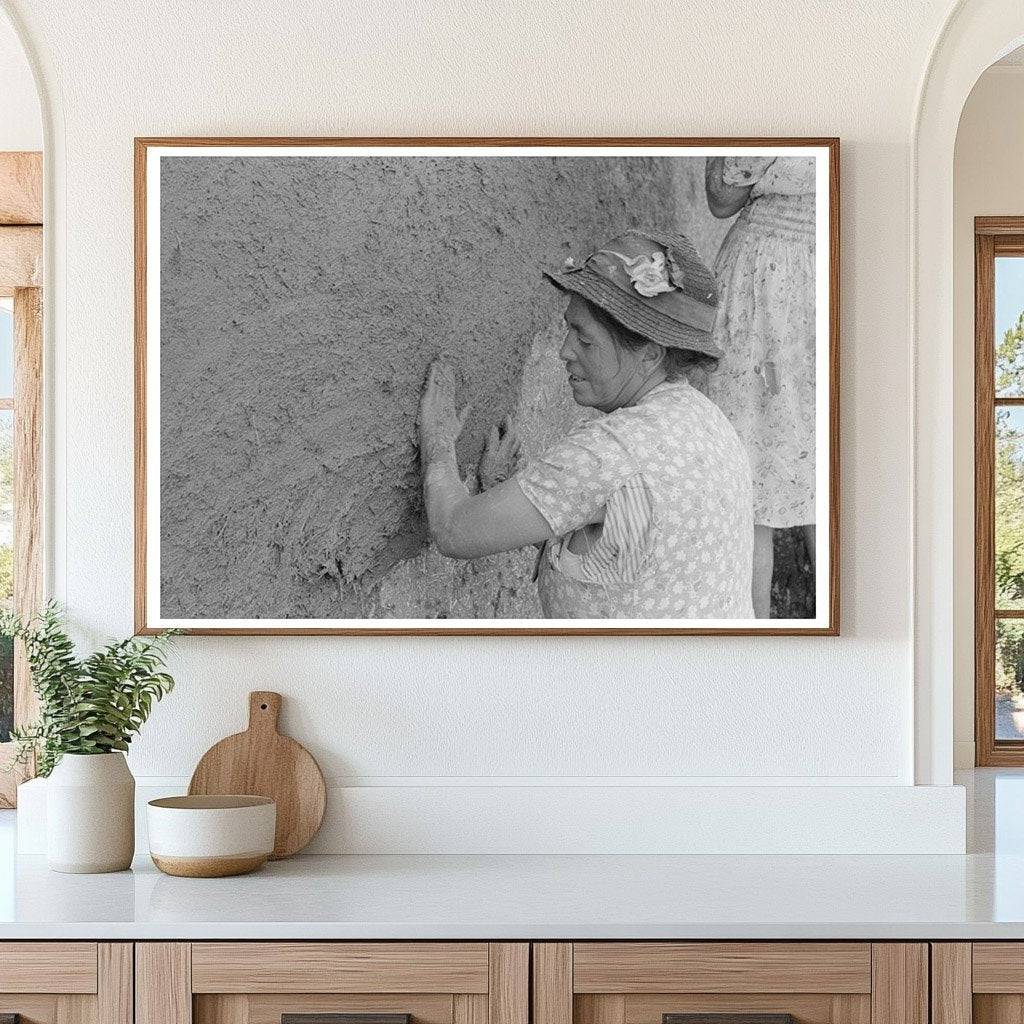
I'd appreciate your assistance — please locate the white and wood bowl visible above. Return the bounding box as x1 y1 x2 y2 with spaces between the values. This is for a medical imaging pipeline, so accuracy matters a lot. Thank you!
147 795 276 877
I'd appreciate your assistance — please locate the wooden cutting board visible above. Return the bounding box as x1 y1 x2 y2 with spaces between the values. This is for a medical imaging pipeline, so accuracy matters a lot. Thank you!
188 691 326 859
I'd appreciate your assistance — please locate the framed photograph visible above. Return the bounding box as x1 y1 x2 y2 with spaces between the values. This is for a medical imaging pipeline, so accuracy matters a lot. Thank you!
135 137 839 636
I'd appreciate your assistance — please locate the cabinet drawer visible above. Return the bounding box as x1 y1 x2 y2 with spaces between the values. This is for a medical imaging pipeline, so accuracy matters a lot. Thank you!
0 942 98 993
0 942 130 1024
139 942 528 1024
572 943 872 994
973 943 1024 992
191 943 490 993
535 943 925 1024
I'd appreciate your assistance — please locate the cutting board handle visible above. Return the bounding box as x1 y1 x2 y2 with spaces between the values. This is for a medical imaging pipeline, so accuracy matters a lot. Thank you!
248 691 282 734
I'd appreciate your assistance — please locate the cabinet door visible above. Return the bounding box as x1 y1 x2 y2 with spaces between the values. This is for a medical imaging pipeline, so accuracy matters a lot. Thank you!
137 942 528 1024
534 943 927 1024
0 942 132 1024
936 943 1024 1024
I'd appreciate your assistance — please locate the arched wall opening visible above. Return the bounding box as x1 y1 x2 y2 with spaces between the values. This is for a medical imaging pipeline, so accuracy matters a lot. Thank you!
951 46 1024 769
914 0 1024 784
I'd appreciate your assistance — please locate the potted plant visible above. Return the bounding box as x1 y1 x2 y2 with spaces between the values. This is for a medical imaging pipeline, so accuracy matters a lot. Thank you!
2 603 177 873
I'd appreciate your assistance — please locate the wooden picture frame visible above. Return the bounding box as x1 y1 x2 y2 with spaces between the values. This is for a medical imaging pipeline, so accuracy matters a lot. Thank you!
135 137 840 636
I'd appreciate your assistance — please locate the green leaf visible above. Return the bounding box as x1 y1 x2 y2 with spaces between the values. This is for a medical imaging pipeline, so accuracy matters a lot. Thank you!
9 604 179 776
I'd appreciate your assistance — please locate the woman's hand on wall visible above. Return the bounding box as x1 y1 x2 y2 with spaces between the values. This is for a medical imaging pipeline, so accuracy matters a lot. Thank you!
478 415 521 490
418 359 471 466
419 362 554 561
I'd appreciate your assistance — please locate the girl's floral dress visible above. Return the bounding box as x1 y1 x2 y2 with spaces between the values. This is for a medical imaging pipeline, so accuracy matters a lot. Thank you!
707 155 817 528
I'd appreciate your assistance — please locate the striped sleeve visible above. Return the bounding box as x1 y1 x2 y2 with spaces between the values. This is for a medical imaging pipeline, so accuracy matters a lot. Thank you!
582 475 656 584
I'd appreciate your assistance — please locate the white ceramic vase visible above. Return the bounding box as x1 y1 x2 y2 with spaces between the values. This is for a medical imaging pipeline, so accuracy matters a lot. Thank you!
46 752 135 873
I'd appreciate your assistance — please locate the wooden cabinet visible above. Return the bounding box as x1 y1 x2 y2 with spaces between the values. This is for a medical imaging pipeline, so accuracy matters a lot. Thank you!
931 943 1024 1024
0 938 950 1024
533 943 928 1024
0 942 132 1024
136 943 528 1024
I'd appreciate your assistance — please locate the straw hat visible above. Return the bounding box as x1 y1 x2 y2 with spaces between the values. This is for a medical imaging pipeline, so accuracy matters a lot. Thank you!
544 228 722 360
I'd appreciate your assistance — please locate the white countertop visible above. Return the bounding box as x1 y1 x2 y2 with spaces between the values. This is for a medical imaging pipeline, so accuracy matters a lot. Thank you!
1 769 1021 941
0 848 1022 940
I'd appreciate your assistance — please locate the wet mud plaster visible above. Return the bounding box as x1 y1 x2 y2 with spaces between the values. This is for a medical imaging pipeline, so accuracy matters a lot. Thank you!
158 155 717 618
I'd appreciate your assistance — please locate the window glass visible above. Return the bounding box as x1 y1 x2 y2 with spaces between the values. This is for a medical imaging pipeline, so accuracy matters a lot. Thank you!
0 300 12 400
997 619 1024 740
997 257 1024 396
997 407 1024 609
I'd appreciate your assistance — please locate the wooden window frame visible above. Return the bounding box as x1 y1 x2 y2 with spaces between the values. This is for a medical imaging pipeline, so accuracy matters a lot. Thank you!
0 151 43 806
975 217 1024 764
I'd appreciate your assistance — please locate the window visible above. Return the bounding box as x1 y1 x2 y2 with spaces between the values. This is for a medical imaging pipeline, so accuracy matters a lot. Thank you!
975 220 1024 764
0 150 43 805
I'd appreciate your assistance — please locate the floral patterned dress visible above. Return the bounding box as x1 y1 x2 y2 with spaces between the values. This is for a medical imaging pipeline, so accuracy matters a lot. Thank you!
706 156 816 528
515 380 754 619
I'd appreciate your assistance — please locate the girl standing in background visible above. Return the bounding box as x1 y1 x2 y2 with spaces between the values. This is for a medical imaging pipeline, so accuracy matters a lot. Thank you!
705 155 817 618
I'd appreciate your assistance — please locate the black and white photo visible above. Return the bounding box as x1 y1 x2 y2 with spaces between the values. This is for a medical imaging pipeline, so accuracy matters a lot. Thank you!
135 139 838 634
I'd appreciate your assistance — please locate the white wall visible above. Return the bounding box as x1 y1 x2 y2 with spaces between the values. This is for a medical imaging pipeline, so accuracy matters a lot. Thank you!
0 0 973 851
952 64 1024 768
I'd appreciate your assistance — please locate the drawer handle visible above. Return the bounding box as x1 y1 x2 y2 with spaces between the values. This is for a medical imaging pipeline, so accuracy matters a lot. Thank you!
283 1016 412 1024
664 1016 797 1024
